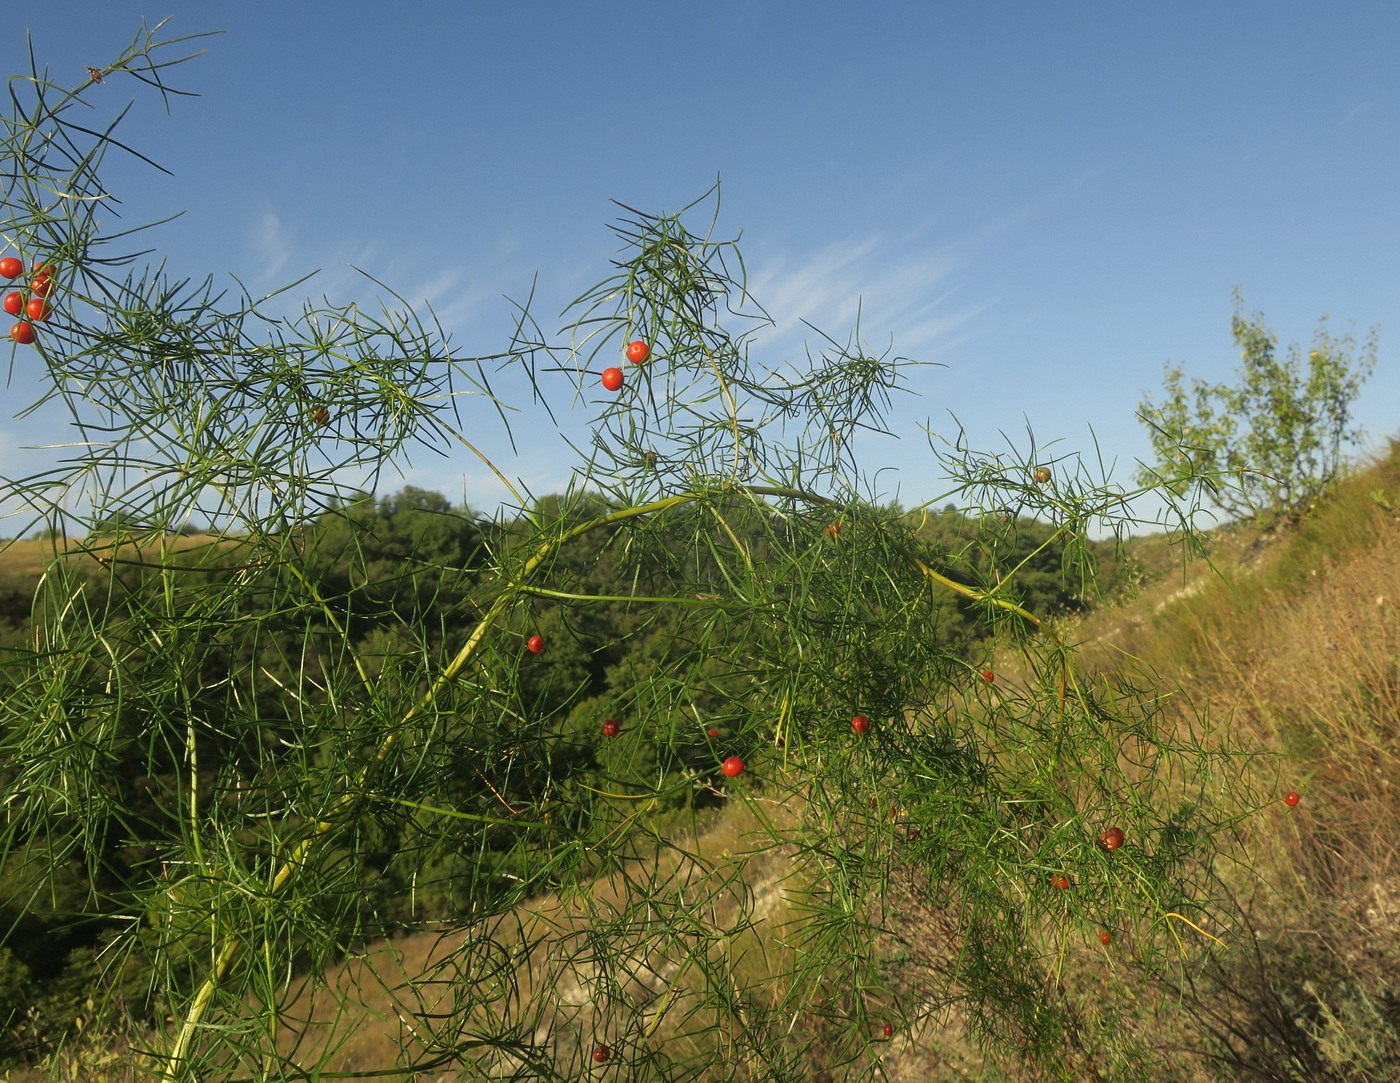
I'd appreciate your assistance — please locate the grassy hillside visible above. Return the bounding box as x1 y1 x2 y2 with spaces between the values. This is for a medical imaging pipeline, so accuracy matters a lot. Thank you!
1059 438 1400 1081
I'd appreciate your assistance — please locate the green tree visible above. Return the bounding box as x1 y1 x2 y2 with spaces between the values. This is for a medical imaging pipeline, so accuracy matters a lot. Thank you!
1137 289 1378 522
303 485 485 643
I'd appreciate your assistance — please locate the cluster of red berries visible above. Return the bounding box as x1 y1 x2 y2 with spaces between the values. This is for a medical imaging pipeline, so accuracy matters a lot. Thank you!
3 257 55 345
599 340 650 393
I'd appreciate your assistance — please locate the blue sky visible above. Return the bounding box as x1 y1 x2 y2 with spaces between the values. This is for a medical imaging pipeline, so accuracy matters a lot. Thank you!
4 2 1398 530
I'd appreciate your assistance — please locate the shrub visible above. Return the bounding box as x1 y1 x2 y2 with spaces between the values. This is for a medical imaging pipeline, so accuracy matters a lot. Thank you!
1137 288 1378 523
1 22 1254 1081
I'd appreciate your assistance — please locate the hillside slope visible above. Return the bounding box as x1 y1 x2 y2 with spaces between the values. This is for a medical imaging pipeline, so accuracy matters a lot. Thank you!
1063 437 1400 1082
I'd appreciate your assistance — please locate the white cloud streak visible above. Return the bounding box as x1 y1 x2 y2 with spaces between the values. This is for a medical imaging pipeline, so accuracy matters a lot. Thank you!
251 208 293 289
745 235 983 366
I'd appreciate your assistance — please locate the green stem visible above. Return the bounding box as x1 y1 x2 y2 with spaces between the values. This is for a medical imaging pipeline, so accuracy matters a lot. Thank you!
518 584 714 605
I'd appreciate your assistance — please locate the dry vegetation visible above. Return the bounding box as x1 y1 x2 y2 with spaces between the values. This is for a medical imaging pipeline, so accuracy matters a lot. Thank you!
0 533 240 632
0 533 231 576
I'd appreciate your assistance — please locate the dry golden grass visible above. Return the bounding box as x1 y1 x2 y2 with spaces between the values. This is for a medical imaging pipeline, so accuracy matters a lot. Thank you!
0 533 241 584
112 793 994 1081
1 531 212 558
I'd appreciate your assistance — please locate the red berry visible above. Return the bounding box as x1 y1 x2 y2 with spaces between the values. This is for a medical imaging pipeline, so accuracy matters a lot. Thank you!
1099 826 1124 851
0 257 21 279
1051 875 1070 890
592 1044 611 1063
826 521 842 537
1284 791 1300 807
881 1022 894 1038
9 322 35 345
25 298 51 322
2 292 21 316
626 340 650 365
851 714 870 734
1099 931 1111 945
526 634 545 654
721 756 744 778
601 719 620 738
706 728 719 739
29 268 54 298
981 669 995 683
601 366 624 392
309 405 330 426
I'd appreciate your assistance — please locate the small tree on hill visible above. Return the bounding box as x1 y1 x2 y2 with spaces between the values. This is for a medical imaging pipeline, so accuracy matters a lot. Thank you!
1137 289 1379 523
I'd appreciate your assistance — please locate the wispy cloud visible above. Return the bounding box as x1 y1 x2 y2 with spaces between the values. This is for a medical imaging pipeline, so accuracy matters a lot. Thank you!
967 168 1103 248
250 208 293 289
745 236 980 364
233 220 536 354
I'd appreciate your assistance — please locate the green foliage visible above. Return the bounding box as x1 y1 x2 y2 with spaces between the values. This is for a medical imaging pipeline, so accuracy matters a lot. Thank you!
303 485 485 645
0 23 1257 1083
0 947 34 1049
1137 289 1378 523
